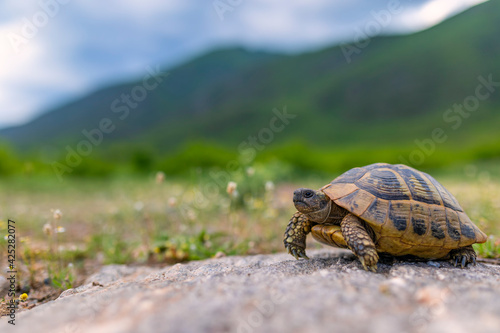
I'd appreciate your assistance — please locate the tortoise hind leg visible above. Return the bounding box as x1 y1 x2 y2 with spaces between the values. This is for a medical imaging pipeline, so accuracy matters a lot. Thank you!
341 214 379 272
448 245 477 268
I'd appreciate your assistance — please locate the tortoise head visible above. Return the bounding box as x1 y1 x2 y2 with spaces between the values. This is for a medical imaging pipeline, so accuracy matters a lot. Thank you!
293 188 332 222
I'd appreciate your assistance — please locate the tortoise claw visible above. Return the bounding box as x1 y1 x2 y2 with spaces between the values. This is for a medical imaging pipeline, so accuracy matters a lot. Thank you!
285 243 308 260
359 257 377 272
359 257 366 270
356 247 379 272
449 246 477 269
453 255 467 268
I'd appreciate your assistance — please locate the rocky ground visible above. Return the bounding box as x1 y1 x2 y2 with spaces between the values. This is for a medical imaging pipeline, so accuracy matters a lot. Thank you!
1 249 500 333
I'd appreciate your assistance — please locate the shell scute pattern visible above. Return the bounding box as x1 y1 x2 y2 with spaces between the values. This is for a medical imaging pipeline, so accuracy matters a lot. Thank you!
356 168 411 201
360 198 389 230
410 202 429 236
325 163 487 248
394 166 442 206
334 189 374 217
388 201 409 232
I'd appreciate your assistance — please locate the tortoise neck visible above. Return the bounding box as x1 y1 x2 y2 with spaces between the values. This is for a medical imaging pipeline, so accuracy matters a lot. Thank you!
306 200 332 223
323 201 349 225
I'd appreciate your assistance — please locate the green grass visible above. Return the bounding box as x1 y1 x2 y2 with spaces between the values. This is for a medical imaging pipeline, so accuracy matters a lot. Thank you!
3 138 500 180
1 161 499 296
474 237 500 259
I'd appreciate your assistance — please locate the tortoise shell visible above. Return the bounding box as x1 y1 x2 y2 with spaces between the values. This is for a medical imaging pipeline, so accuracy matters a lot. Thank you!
320 163 487 257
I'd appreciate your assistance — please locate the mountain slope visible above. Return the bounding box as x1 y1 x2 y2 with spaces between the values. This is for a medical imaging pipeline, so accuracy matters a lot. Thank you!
0 48 281 149
1 1 499 157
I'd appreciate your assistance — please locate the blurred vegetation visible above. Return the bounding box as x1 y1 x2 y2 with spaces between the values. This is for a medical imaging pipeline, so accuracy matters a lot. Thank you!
474 237 500 259
1 156 499 261
1 139 500 180
150 230 250 262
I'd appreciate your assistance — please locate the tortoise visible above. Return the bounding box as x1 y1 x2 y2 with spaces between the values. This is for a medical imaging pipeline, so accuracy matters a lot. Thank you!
284 163 487 272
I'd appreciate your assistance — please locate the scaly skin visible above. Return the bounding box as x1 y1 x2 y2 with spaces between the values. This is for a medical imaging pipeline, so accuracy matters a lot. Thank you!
284 212 314 259
341 213 379 272
448 245 477 268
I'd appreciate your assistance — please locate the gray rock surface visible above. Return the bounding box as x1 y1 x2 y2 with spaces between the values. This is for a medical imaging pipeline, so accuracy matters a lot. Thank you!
2 249 500 333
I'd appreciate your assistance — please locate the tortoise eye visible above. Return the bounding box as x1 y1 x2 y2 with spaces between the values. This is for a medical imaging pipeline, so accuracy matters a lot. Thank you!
303 190 314 198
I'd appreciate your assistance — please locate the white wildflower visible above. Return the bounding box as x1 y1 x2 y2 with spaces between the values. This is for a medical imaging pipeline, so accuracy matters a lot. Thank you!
52 209 63 220
246 167 255 176
134 201 144 212
168 197 177 207
265 181 275 192
155 171 165 184
226 181 237 195
43 223 52 236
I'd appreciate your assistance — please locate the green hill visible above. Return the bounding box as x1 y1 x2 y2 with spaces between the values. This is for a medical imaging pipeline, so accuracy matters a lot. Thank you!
1 0 499 174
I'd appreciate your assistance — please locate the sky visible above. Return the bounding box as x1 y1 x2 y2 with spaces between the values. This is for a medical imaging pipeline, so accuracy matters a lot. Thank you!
0 0 488 129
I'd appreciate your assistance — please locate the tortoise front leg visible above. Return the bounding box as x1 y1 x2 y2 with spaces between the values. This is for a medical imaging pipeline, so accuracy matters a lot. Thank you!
284 212 314 259
341 213 379 272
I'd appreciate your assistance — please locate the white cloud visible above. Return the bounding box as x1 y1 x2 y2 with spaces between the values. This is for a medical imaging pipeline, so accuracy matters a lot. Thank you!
393 0 488 31
0 17 84 127
0 0 196 128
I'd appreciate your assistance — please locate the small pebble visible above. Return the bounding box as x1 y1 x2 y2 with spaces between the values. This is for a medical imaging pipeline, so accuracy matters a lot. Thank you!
379 277 407 295
415 286 448 306
214 251 226 259
319 269 329 277
20 285 31 293
427 261 441 268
